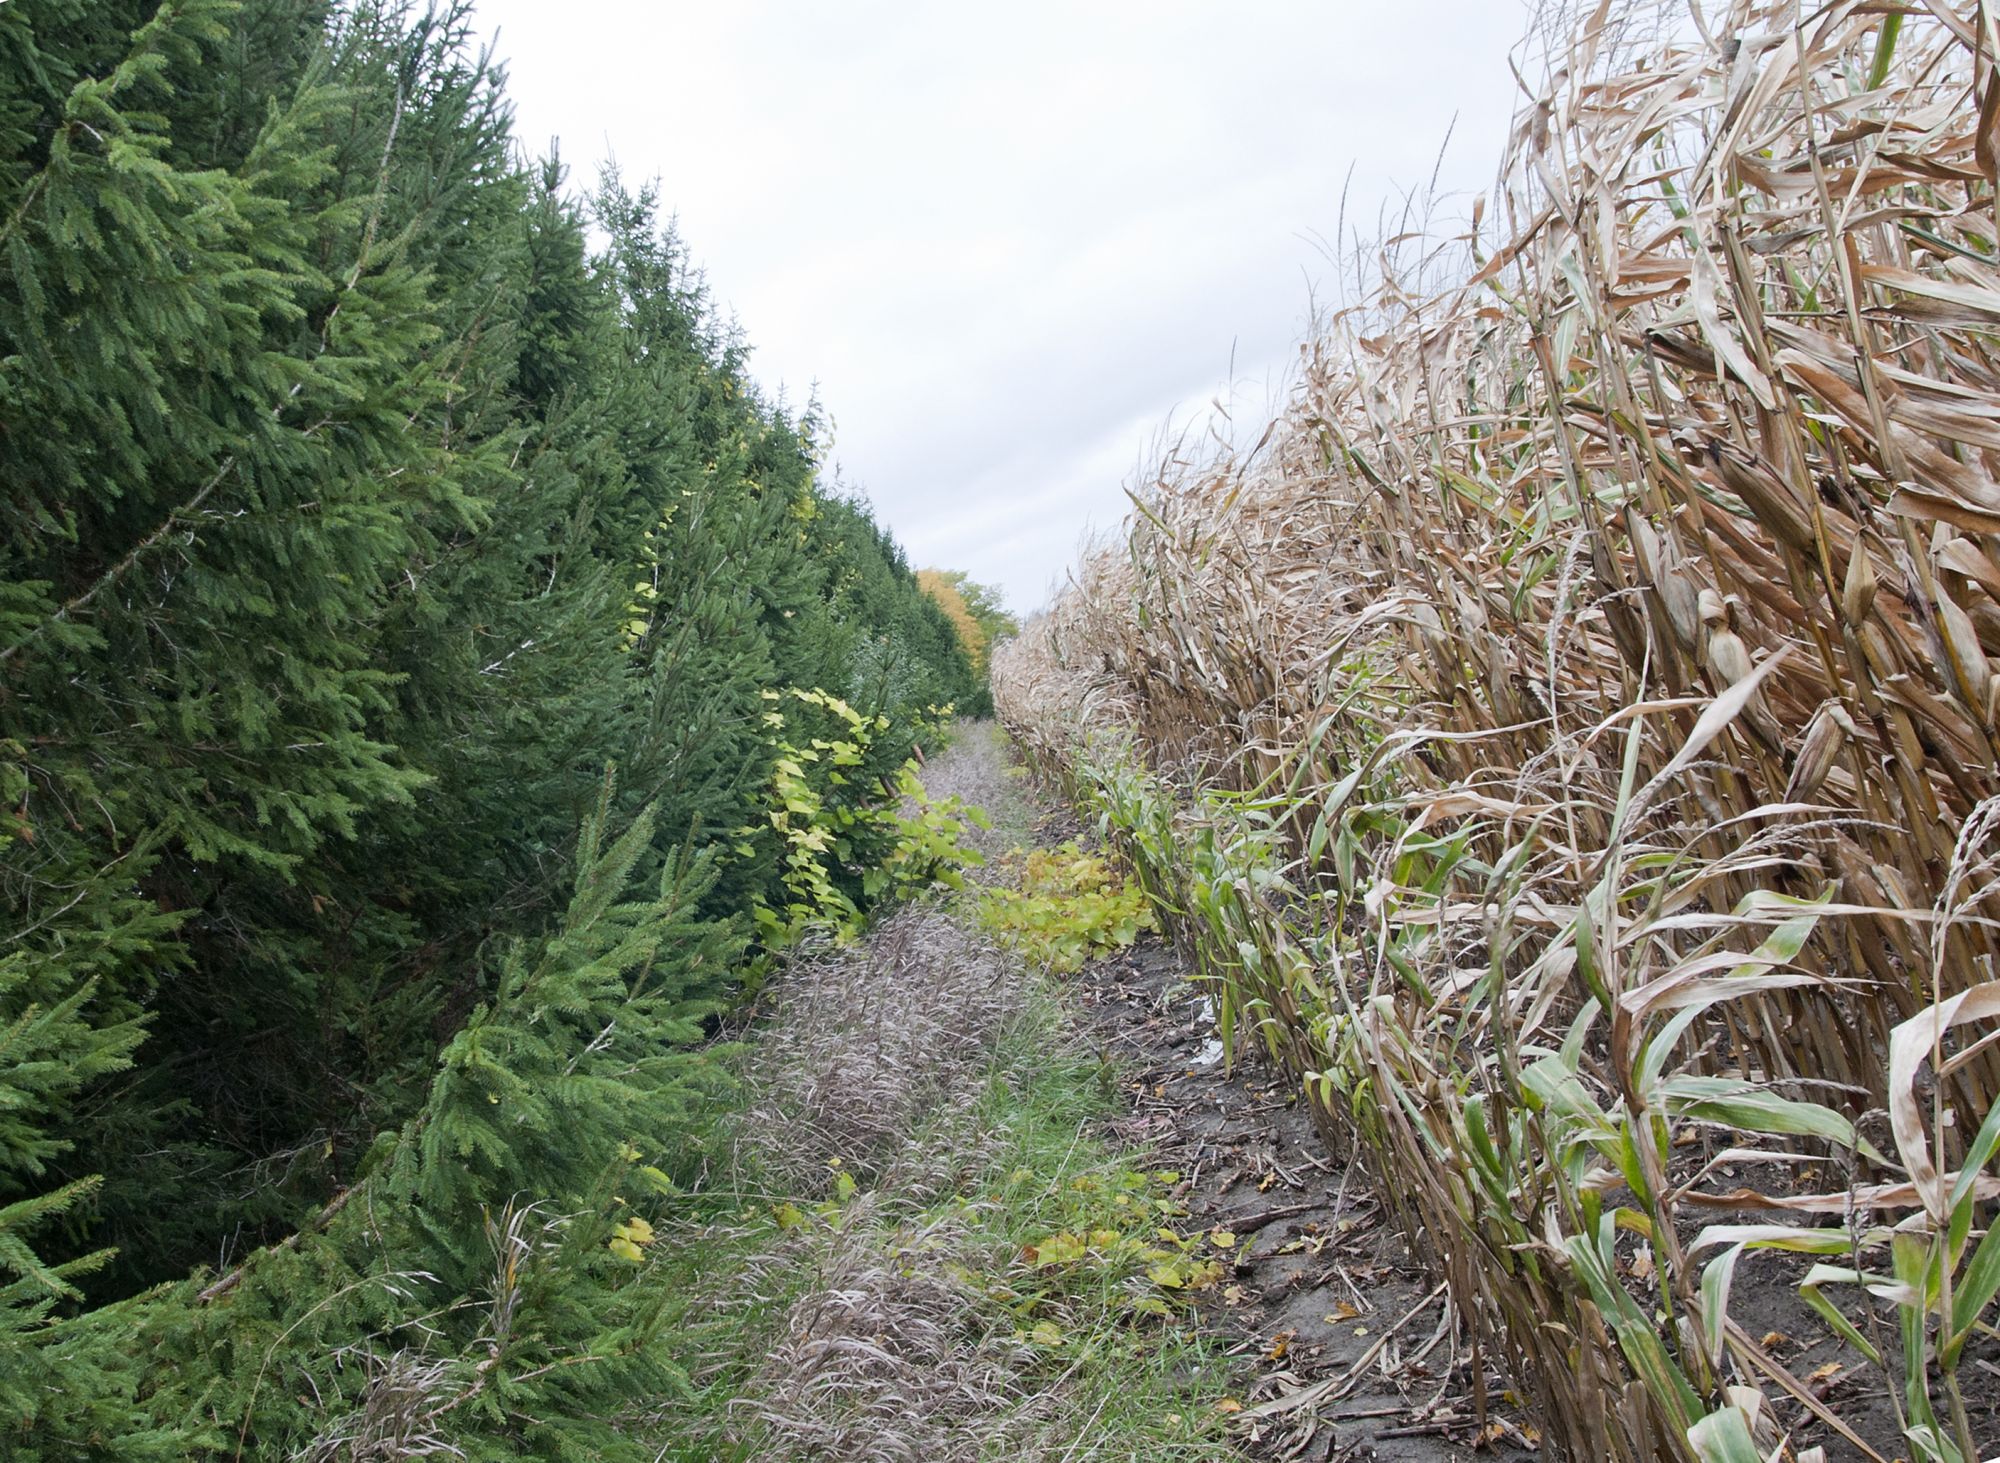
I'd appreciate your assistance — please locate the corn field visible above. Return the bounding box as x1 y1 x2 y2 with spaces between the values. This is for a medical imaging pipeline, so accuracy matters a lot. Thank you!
994 3 2000 1458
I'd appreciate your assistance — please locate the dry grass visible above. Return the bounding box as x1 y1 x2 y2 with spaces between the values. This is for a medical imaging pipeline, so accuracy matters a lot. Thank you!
997 3 2000 1458
664 908 1034 1460
650 727 1244 1462
677 902 1236 1462
732 1206 1020 1463
297 1351 463 1462
741 906 1020 1201
915 722 1037 870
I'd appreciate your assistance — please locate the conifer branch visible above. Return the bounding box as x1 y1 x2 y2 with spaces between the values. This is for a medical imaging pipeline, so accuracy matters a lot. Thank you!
301 83 406 378
0 454 238 668
0 170 51 253
2 76 411 671
195 1181 356 1305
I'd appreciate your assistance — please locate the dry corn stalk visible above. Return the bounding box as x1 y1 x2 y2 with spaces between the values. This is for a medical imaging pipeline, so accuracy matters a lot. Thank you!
997 3 2000 1458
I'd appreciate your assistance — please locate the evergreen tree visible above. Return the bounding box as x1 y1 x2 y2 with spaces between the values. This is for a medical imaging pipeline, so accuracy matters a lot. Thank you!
918 568 1017 716
0 2 979 1452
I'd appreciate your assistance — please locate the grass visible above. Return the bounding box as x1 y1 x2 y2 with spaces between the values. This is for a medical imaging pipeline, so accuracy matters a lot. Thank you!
621 826 1241 1457
944 987 1244 1459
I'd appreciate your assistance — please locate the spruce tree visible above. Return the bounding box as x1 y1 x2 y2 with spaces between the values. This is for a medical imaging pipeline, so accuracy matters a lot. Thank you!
1 2 980 1452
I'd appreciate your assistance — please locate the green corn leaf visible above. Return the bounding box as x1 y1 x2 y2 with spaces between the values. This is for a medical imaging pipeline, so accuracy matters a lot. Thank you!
1945 1217 2000 1365
1692 1223 1877 1257
1947 1095 2000 1219
1903 1423 1965 1463
1565 1216 1702 1435
1463 1095 1506 1185
1866 12 1902 91
1687 1404 1763 1463
1637 1002 1706 1097
1522 1055 1609 1127
1798 1265 1886 1365
1659 1075 1866 1153
1699 1244 1742 1364
1573 900 1611 1013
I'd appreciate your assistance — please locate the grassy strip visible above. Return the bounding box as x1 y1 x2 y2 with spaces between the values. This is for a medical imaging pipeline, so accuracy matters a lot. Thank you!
944 983 1241 1459
627 907 1242 1458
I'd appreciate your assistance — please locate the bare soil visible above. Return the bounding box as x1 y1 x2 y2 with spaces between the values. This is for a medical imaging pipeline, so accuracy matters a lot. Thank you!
1068 934 1538 1463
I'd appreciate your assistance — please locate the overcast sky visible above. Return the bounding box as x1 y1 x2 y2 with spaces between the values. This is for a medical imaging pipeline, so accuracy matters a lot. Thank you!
473 2 1535 613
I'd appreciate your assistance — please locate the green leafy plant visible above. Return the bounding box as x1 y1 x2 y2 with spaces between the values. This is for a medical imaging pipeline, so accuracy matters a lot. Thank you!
994 1168 1225 1330
746 688 985 949
975 843 1153 973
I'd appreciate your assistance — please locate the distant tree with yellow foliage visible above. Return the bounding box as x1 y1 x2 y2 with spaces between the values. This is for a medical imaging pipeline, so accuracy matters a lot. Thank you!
918 570 1018 714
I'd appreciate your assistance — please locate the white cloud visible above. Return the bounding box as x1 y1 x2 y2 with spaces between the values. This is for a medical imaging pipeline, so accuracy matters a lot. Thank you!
475 1 1535 611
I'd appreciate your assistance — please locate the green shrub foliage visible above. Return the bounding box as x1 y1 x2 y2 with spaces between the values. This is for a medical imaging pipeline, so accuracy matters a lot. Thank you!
0 2 976 1452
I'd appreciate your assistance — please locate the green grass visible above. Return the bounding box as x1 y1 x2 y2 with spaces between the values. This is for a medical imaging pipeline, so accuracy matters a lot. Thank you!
950 989 1243 1458
628 927 1243 1459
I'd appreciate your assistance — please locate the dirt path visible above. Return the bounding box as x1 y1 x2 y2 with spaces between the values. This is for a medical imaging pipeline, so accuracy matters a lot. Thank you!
1071 940 1537 1462
635 722 1529 1460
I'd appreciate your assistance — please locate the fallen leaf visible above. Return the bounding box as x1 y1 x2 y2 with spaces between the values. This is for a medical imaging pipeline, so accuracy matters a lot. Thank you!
1149 1262 1187 1289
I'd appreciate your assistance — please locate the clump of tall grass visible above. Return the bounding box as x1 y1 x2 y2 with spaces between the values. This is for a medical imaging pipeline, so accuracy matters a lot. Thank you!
996 3 2000 1458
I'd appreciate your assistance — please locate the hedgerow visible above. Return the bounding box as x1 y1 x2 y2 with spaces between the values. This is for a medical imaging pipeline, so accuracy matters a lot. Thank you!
0 3 974 1453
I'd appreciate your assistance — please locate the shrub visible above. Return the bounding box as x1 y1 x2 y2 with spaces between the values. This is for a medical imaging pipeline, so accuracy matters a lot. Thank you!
975 844 1153 974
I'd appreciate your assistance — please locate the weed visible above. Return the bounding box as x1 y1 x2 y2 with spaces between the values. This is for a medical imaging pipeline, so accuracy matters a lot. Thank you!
974 842 1153 973
743 687 987 952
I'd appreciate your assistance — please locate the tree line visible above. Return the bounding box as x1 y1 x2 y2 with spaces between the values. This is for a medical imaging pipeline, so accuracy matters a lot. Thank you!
0 2 976 1453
